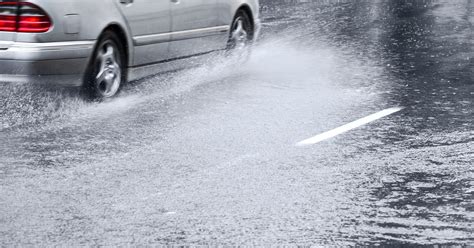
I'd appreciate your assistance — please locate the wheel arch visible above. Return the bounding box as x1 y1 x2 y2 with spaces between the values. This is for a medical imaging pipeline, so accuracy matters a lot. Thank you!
236 4 256 35
97 23 132 67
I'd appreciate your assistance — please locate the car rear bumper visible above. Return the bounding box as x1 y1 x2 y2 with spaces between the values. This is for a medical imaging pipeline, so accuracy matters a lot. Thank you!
0 41 95 86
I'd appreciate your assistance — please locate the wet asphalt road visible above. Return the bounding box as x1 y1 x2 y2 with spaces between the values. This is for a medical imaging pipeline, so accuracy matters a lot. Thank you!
1 0 473 246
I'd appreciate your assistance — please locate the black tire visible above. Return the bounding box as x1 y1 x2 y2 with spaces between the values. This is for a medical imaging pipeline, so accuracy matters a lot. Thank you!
83 30 126 100
227 10 254 52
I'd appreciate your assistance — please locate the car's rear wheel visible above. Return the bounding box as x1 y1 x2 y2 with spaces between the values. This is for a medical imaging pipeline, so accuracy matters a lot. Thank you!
227 10 254 53
83 31 126 100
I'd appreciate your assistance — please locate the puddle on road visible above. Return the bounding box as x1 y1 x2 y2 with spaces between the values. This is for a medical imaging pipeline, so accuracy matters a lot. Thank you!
0 37 402 246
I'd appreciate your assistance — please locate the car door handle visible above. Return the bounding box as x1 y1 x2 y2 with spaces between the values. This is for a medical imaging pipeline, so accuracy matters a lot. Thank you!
171 0 180 3
120 0 133 4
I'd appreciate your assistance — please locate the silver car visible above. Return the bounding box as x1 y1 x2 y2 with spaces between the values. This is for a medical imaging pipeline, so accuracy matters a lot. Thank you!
0 0 259 99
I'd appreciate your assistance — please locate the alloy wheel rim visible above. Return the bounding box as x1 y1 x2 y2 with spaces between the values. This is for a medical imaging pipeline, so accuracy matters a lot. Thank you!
95 42 121 98
231 18 249 49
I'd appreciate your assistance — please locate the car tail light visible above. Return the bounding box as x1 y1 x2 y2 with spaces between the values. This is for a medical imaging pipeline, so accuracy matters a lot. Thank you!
17 2 52 32
0 2 18 32
0 2 52 33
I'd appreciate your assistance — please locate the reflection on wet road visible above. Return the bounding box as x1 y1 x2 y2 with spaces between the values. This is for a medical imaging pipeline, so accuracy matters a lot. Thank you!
1 0 473 246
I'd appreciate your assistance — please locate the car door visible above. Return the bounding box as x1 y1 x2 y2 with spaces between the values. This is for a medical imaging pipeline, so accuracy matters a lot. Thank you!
116 0 172 66
169 0 227 58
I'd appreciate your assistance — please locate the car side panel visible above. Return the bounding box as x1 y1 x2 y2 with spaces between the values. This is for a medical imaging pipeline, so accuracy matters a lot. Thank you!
168 0 222 58
170 0 217 32
115 0 173 66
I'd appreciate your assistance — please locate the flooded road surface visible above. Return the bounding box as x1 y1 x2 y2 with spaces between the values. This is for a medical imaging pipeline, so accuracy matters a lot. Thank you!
1 0 473 246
